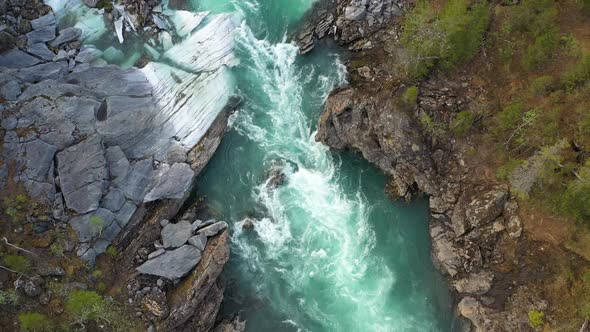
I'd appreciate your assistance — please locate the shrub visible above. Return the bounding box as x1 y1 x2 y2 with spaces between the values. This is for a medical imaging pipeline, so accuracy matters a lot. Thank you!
49 243 64 257
66 290 136 331
419 113 446 137
496 158 523 180
529 75 554 96
3 193 31 222
401 86 419 107
501 0 557 37
562 54 590 90
522 30 559 71
18 312 53 332
450 111 475 136
105 246 118 258
89 216 105 236
583 270 590 289
497 102 524 130
0 290 19 305
401 0 490 77
558 162 590 223
438 0 490 68
528 310 545 328
3 255 31 274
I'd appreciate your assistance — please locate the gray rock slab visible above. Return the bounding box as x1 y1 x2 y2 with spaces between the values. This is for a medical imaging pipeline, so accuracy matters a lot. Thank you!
50 27 82 47
0 49 41 68
27 42 55 61
105 146 130 180
0 80 21 100
136 245 202 280
161 220 193 249
196 221 228 237
75 46 102 63
143 163 194 203
70 208 115 243
30 13 56 30
197 219 215 229
188 234 207 251
57 136 107 214
13 61 68 83
24 139 57 182
119 158 153 204
64 66 152 97
114 201 136 228
148 248 165 259
101 188 126 211
26 25 56 45
191 219 202 231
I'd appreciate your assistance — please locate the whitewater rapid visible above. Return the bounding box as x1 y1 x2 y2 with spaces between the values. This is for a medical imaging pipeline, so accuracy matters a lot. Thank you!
217 12 439 331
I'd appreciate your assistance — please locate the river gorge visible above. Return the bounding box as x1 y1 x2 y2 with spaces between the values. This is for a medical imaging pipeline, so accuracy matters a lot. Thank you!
1 0 549 330
194 1 454 330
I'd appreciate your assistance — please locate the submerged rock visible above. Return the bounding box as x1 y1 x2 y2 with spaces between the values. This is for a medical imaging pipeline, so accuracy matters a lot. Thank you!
136 245 202 280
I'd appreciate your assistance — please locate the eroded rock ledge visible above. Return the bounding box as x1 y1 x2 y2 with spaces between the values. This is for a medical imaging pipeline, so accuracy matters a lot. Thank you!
300 0 549 331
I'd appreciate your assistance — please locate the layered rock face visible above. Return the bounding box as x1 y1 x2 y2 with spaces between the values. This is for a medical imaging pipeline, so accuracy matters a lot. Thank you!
315 83 531 331
1 1 240 330
0 5 239 264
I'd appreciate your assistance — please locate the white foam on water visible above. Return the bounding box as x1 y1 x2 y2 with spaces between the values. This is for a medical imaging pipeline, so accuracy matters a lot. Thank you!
223 8 441 330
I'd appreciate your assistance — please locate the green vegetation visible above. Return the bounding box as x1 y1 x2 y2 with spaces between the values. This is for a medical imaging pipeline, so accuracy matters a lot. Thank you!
528 310 545 328
496 158 523 181
49 243 64 257
450 111 474 136
498 0 559 71
529 76 554 96
497 102 524 130
419 113 445 137
557 160 590 223
66 290 135 331
2 193 31 222
522 30 559 71
401 86 419 107
0 289 19 305
105 246 118 258
3 254 31 274
89 216 105 236
18 312 53 332
401 0 490 77
562 54 590 91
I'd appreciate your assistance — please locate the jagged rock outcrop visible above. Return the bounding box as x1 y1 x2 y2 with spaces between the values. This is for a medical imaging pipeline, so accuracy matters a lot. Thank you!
315 77 528 330
1 1 239 331
293 0 404 53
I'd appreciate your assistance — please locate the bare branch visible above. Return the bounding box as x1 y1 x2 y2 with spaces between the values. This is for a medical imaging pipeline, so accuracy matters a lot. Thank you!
2 237 36 256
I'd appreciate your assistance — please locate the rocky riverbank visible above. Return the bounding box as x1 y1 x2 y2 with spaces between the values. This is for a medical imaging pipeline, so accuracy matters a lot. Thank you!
296 0 587 331
0 0 241 330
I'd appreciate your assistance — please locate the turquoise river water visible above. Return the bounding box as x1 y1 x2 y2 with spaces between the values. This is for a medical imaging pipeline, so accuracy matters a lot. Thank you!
191 0 456 331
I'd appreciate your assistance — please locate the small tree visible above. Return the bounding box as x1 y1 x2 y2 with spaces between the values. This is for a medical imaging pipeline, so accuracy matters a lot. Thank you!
89 216 106 237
